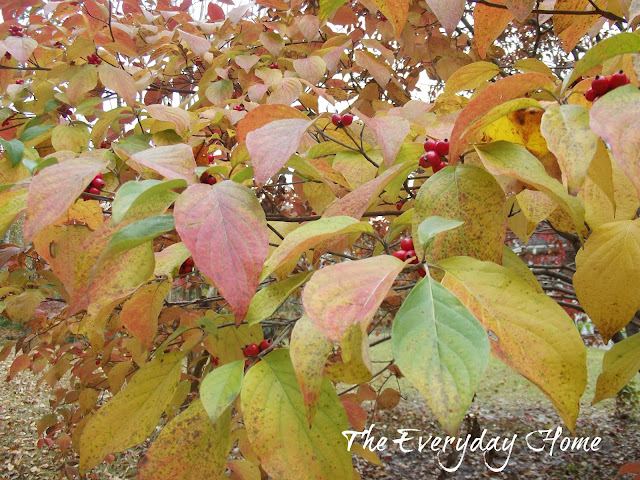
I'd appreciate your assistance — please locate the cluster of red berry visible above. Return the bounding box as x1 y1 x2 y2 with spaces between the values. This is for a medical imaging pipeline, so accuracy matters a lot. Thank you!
200 171 217 185
57 104 72 117
4 52 11 60
193 57 204 67
392 237 427 277
8 25 24 37
15 79 23 84
585 71 630 102
87 53 101 65
233 104 245 111
82 173 105 199
99 141 109 149
331 113 354 127
420 138 449 173
179 257 194 275
269 62 279 69
242 339 273 370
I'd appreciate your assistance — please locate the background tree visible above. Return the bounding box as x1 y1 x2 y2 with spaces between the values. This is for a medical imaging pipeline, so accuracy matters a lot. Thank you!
0 0 639 478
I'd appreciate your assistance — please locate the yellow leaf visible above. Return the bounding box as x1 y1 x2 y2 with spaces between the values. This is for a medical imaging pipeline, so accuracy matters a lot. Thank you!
203 314 263 365
78 351 184 473
574 220 640 342
138 400 230 480
51 125 90 153
371 0 409 36
444 61 500 94
592 333 640 404
325 323 373 384
440 256 587 432
120 281 171 349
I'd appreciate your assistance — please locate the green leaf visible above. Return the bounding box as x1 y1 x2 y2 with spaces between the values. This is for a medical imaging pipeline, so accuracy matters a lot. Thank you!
417 216 464 250
392 274 489 435
475 141 585 237
0 139 25 166
138 400 229 480
78 351 184 473
20 125 54 143
592 333 640 405
200 360 244 424
241 349 353 480
111 179 185 225
319 0 347 22
106 214 175 257
245 271 314 325
566 33 640 88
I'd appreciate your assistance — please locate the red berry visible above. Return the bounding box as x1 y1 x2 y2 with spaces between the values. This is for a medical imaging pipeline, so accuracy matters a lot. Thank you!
242 345 249 357
244 358 252 370
392 250 407 261
405 249 418 264
417 266 426 277
200 172 211 183
311 211 317 215
87 187 100 195
341 113 354 126
331 113 342 126
207 153 215 162
259 339 272 352
435 139 449 156
400 237 414 251
269 62 279 69
246 343 260 356
585 88 596 102
4 52 11 59
609 70 630 89
91 178 105 189
233 104 245 111
94 172 103 180
432 161 447 173
100 141 108 149
206 175 217 185
184 257 194 267
396 202 403 211
15 79 23 84
419 153 429 169
184 265 193 273
424 150 440 168
424 138 437 152
591 75 610 96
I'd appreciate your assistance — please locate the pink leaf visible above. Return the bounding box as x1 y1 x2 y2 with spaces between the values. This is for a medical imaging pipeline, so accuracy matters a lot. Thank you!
505 0 536 22
355 111 410 166
425 0 466 35
208 3 225 21
4 35 37 64
302 256 405 341
98 63 137 106
177 29 211 56
24 157 108 242
145 104 191 137
174 181 269 324
246 118 314 186
130 144 197 184
354 50 390 88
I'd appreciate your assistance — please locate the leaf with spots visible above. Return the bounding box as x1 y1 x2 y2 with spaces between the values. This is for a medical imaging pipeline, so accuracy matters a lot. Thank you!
241 349 354 480
245 271 314 325
412 165 506 265
174 181 269 324
302 255 404 341
138 400 230 480
200 360 244 424
78 351 184 473
130 144 197 184
120 281 171 349
440 256 587 432
392 274 489 435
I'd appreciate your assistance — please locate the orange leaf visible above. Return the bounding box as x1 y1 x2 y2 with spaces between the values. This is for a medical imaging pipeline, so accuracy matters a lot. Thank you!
174 181 269 324
236 104 309 143
425 0 466 35
120 281 172 349
474 0 514 59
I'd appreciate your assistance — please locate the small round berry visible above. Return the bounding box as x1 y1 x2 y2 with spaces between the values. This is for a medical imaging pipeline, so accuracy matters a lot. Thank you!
259 339 273 352
419 153 429 169
392 250 407 261
91 177 105 189
432 161 447 174
396 202 403 211
246 343 260 356
242 345 249 357
207 153 215 162
311 211 317 215
423 138 437 152
87 187 100 195
609 70 630 89
417 266 426 278
400 237 414 251
94 172 103 180
269 62 279 69
184 257 194 267
4 52 12 59
15 79 23 84
244 358 252 370
233 104 245 111
100 141 108 149
591 75 610 96
341 113 354 126
331 113 342 126
405 249 418 264
424 150 440 168
435 139 449 156
585 88 596 102
200 172 211 183
206 175 217 185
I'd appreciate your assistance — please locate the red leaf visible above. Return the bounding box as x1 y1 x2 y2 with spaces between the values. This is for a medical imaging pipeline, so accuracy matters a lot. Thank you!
174 181 269 324
7 354 30 381
617 463 640 477
208 3 225 21
246 118 314 186
24 157 108 242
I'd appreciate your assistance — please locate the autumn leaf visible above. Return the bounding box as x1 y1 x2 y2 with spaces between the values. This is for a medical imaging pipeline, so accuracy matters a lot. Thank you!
592 333 640 405
130 144 197 184
98 63 137 106
200 360 244 423
174 181 269 324
245 271 314 325
426 0 466 35
241 349 354 480
24 157 108 242
120 281 171 349
302 255 404 341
